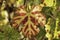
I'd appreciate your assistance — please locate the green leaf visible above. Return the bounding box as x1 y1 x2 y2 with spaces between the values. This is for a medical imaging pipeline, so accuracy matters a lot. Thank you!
0 25 20 40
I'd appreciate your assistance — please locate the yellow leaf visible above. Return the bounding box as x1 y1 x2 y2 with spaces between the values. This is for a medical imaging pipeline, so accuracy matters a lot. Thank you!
1 10 8 18
44 0 54 7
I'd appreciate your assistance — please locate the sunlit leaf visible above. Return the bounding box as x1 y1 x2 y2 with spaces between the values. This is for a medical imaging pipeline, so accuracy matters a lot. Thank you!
44 0 54 7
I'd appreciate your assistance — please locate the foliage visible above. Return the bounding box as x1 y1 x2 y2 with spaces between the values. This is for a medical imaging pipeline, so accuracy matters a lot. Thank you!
0 0 60 40
0 25 20 40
